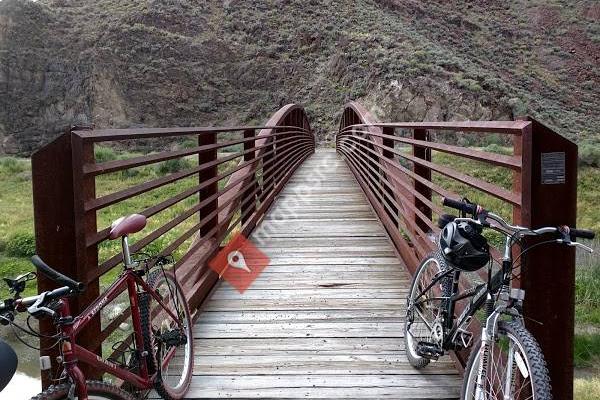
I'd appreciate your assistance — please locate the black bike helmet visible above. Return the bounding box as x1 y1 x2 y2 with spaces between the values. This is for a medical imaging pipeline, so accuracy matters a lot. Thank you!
439 220 490 272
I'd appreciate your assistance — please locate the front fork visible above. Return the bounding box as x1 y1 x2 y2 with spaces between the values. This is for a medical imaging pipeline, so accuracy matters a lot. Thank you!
473 291 525 400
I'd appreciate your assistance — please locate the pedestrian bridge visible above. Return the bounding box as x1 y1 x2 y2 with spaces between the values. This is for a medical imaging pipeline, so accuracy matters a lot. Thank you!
31 102 579 399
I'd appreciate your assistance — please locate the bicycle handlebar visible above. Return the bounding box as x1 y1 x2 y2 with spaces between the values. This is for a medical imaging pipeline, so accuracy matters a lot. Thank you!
31 256 85 293
569 228 596 240
442 197 479 215
443 197 596 243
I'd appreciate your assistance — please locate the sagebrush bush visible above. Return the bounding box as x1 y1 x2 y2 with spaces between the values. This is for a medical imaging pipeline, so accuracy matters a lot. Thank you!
579 143 600 167
0 157 27 174
95 146 118 163
5 232 37 258
157 158 193 174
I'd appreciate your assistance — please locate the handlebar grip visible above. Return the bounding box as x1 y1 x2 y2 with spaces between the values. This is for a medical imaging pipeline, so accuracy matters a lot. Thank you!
443 197 478 215
569 228 596 240
31 256 85 293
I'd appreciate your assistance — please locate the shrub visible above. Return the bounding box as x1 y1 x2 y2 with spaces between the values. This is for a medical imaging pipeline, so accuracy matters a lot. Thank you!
156 158 193 174
579 143 600 167
483 143 512 155
95 146 118 163
5 232 37 258
0 157 27 174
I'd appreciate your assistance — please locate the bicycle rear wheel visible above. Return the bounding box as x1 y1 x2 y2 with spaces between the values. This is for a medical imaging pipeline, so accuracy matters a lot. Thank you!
30 380 135 400
141 270 193 400
461 320 552 400
405 251 452 368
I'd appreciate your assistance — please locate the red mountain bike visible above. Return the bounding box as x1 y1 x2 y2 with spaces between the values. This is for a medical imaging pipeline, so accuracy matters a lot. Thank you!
0 214 193 400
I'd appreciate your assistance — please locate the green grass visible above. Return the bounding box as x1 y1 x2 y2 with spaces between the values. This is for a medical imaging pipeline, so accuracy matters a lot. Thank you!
0 150 242 299
575 377 600 400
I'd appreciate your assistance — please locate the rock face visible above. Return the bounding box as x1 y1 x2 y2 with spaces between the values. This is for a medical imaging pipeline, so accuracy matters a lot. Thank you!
0 0 598 154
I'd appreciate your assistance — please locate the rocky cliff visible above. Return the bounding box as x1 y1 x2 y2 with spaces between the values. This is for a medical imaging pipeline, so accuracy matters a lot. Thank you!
1 0 598 154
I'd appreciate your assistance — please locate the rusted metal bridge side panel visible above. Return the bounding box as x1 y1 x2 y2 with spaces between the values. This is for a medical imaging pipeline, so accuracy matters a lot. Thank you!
31 104 315 390
337 102 578 400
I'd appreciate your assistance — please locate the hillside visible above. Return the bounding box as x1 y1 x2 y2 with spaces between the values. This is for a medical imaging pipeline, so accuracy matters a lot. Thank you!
0 0 598 154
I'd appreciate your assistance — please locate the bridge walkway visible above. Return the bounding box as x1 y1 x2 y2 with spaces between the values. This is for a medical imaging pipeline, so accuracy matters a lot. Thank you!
185 148 461 399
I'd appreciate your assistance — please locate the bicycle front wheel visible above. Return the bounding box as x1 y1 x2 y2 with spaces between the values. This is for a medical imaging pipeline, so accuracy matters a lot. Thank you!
31 380 135 400
141 270 193 400
461 321 552 400
404 251 452 369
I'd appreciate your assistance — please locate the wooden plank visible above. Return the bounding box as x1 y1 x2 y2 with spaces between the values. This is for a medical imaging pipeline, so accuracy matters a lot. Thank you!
187 149 460 399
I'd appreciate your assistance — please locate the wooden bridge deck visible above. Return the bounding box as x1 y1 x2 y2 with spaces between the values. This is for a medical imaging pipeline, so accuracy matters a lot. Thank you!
185 149 461 399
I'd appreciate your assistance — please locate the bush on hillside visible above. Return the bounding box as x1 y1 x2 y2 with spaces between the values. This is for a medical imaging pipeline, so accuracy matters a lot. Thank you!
0 157 27 174
5 232 36 258
156 158 193 174
95 146 118 163
579 143 600 168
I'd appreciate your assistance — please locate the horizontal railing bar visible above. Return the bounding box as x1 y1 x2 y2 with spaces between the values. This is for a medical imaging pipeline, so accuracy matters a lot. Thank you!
84 129 309 176
339 140 440 234
86 134 312 212
86 136 311 246
91 142 312 280
345 120 531 134
341 128 521 170
338 135 504 276
172 144 313 279
73 125 310 142
340 134 520 206
339 145 421 267
339 142 431 257
179 141 315 285
337 136 458 201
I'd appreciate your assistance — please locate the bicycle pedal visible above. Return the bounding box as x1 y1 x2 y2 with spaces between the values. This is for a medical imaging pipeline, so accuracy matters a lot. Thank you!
416 342 444 360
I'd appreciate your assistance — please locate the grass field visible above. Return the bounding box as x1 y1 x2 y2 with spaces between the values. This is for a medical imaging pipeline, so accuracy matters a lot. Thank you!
0 146 598 396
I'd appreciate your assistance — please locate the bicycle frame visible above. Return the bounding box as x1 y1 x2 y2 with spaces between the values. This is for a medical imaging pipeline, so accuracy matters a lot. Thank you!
413 236 516 351
54 268 182 399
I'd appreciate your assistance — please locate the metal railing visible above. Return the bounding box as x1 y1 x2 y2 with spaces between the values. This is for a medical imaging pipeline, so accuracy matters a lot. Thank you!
32 104 315 386
336 101 578 400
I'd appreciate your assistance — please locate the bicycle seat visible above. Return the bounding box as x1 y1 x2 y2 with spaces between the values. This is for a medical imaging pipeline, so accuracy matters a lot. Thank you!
109 214 147 239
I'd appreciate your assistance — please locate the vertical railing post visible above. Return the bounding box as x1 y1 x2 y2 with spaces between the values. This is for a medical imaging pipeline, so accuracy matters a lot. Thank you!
199 132 218 237
241 129 256 227
412 128 432 235
70 131 101 380
262 135 275 201
517 117 578 400
381 127 398 222
32 128 100 388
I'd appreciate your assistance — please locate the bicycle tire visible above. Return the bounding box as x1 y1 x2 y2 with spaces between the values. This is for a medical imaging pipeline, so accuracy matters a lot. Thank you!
461 320 552 400
30 380 135 400
140 269 193 400
404 251 452 369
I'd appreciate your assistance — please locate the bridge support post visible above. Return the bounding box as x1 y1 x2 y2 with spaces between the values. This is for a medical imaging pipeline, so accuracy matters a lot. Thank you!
381 127 398 223
199 132 218 237
412 128 432 236
32 129 101 389
242 129 257 227
517 117 578 400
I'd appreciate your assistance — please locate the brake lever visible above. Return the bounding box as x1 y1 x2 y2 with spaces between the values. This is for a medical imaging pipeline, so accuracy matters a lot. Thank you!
556 239 594 253
27 292 56 319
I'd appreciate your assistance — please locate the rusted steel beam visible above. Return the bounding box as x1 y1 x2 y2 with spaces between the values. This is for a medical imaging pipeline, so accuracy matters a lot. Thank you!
241 129 257 226
354 120 531 134
342 127 522 170
74 124 309 141
413 128 432 251
518 117 577 400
